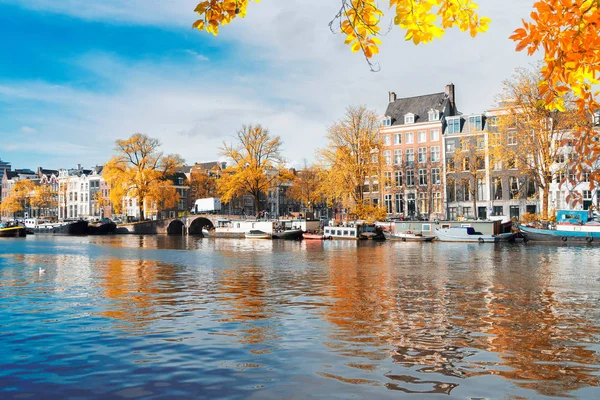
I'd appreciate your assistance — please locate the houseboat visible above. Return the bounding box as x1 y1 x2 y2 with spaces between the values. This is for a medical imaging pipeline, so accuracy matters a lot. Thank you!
383 231 435 242
435 226 515 243
323 223 385 240
0 222 26 238
519 210 600 243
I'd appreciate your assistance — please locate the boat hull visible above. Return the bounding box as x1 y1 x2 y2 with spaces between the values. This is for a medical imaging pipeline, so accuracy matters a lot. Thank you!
384 232 434 242
272 229 303 240
302 233 332 240
88 222 117 235
33 221 89 235
0 227 26 237
520 225 600 243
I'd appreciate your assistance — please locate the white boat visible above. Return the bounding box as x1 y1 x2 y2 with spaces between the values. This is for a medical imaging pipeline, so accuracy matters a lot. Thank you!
244 230 271 239
383 231 435 242
435 227 515 243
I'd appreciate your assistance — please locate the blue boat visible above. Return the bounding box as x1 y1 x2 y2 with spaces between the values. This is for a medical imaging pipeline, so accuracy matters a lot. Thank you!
519 224 600 244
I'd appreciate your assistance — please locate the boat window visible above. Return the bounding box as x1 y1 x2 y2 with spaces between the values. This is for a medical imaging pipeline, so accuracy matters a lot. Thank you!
337 230 342 236
325 228 330 234
441 224 450 229
422 224 431 231
236 223 240 228
343 230 348 236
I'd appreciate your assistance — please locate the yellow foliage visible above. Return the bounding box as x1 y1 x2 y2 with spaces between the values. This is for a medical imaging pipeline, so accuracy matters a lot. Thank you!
193 0 489 69
318 106 382 210
218 124 288 215
520 212 538 224
351 202 387 222
188 170 218 200
287 162 324 212
31 185 57 210
0 194 22 216
103 133 184 220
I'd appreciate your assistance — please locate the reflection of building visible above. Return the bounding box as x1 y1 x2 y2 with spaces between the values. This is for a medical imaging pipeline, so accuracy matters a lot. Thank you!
378 84 458 220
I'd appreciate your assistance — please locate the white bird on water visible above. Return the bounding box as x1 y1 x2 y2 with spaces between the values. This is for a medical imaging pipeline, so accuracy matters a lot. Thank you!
38 267 46 275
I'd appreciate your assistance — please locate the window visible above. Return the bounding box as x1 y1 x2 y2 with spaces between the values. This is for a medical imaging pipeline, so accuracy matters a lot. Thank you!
395 170 403 187
468 115 483 131
509 176 519 199
178 177 183 185
446 139 456 153
383 150 391 165
419 193 428 214
406 148 415 164
487 116 498 132
395 194 404 213
555 153 565 164
583 171 590 182
418 147 427 163
371 153 378 163
447 117 461 134
406 170 415 186
492 177 503 200
418 130 427 143
419 169 427 185
462 207 472 218
405 114 415 124
406 132 414 144
382 117 391 127
432 192 442 213
428 109 439 121
384 171 392 188
492 206 504 216
477 178 486 201
383 135 391 146
507 131 517 145
394 133 402 145
448 207 458 220
476 136 485 149
463 183 470 201
430 129 440 141
430 146 440 162
431 168 440 185
384 194 393 213
394 149 402 165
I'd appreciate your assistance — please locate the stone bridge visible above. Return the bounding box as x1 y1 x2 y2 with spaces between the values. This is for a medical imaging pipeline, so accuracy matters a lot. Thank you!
116 214 230 235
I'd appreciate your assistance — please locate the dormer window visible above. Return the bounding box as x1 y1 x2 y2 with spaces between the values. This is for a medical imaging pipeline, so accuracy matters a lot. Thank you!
381 116 392 127
178 177 183 185
428 109 439 121
404 113 415 124
447 117 461 134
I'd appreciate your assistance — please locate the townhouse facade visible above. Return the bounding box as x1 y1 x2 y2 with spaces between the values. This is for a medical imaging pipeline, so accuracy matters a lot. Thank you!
377 84 459 220
58 165 104 220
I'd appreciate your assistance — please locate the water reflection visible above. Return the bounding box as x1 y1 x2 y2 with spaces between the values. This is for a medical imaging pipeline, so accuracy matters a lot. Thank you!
0 237 599 399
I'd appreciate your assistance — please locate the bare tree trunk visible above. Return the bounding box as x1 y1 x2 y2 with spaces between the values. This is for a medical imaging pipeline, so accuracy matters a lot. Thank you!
139 197 145 221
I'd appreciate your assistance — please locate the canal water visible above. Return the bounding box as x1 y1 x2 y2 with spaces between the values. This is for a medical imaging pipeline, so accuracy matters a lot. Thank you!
1 236 599 399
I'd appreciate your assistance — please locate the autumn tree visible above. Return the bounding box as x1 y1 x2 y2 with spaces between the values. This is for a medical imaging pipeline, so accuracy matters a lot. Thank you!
218 124 289 215
287 160 324 215
0 194 21 219
192 1 490 70
31 185 58 218
491 67 584 219
448 135 487 218
318 106 385 220
188 169 218 200
103 133 184 221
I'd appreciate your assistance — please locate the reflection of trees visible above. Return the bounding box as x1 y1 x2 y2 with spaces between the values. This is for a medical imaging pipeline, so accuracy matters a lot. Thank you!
216 266 279 348
482 287 600 396
101 259 160 327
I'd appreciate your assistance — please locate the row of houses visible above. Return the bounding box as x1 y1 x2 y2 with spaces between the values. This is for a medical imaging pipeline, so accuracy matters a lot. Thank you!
371 83 599 220
0 160 303 221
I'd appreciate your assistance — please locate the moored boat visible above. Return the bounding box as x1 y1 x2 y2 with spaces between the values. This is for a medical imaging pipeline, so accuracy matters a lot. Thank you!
33 220 89 235
435 227 515 243
245 230 271 239
519 224 600 244
271 228 303 240
88 219 117 235
383 231 435 242
302 232 332 240
0 222 26 238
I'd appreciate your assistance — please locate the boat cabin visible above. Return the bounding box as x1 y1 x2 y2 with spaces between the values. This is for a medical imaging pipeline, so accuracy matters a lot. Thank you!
556 210 592 224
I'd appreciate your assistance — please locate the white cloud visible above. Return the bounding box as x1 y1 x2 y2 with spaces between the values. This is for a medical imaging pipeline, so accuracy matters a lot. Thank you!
20 126 38 134
1 0 540 169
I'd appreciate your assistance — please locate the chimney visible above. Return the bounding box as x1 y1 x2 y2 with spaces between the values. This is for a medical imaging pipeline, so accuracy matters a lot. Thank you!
77 163 81 170
445 83 456 115
389 91 396 103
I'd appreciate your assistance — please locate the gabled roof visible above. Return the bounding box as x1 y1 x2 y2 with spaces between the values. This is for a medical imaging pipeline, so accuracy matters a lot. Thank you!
38 168 59 176
385 92 449 126
4 170 17 180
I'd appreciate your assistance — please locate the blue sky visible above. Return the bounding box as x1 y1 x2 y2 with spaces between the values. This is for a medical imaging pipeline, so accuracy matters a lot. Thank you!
0 0 537 170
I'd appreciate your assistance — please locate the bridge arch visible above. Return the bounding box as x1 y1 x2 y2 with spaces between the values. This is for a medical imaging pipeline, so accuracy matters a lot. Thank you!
167 219 185 235
188 217 215 236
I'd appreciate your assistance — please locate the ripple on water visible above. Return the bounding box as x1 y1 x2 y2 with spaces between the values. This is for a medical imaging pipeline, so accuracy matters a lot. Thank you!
0 236 599 399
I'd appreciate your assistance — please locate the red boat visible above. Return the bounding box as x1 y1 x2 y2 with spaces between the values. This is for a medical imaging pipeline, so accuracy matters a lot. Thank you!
302 233 332 240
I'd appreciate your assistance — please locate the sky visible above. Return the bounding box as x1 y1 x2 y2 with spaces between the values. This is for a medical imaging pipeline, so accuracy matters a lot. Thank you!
0 0 538 170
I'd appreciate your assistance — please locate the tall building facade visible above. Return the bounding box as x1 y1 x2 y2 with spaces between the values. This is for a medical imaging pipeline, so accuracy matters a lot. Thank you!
378 84 458 220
